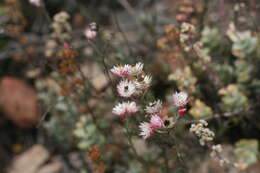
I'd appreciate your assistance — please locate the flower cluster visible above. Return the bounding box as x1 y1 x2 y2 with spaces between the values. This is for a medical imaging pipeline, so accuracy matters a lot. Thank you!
111 62 152 97
180 22 196 51
51 11 71 41
111 62 151 121
4 0 27 37
210 144 231 167
111 62 190 140
210 144 222 158
139 91 189 139
190 120 215 146
45 11 71 57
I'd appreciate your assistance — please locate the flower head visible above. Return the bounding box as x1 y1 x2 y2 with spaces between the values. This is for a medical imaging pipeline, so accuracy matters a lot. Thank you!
172 91 188 107
117 80 136 98
112 102 126 116
125 101 139 114
145 100 162 115
112 101 139 120
150 114 163 129
129 62 144 76
139 115 163 139
30 0 41 6
139 122 153 139
111 65 131 77
135 75 152 91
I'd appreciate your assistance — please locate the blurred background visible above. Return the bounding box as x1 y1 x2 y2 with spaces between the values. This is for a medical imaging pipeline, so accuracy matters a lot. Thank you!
0 0 260 172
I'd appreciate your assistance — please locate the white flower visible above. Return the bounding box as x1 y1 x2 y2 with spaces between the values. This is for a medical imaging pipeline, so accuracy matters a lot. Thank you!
30 0 41 6
172 91 188 107
139 122 153 139
129 62 144 76
150 114 163 129
112 101 139 120
145 100 162 115
125 101 139 114
144 75 152 87
210 144 223 158
111 65 131 77
117 80 136 98
112 102 126 116
135 75 152 90
190 120 215 146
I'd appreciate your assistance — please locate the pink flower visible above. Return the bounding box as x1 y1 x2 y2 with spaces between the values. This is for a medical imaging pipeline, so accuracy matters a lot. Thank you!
117 80 136 98
125 101 139 114
139 115 163 139
172 91 188 107
139 122 153 139
150 114 163 129
29 0 41 6
63 43 70 49
111 65 131 77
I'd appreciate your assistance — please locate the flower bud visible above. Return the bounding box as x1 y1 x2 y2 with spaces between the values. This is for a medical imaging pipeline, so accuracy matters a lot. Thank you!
178 108 187 116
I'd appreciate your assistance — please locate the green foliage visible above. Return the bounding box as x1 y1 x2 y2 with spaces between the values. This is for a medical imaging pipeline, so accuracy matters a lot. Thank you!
218 84 249 112
201 27 222 50
226 24 257 59
189 99 213 119
73 116 105 149
234 60 253 83
235 139 259 168
168 66 197 93
215 63 234 84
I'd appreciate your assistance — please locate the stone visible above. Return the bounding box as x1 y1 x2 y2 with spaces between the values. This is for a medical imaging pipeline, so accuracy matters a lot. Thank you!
0 77 40 128
7 145 49 173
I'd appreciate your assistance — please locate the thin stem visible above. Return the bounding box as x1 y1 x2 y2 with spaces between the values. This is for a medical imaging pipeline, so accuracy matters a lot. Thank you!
111 11 133 56
87 40 115 94
168 129 188 172
124 119 149 172
77 65 97 93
